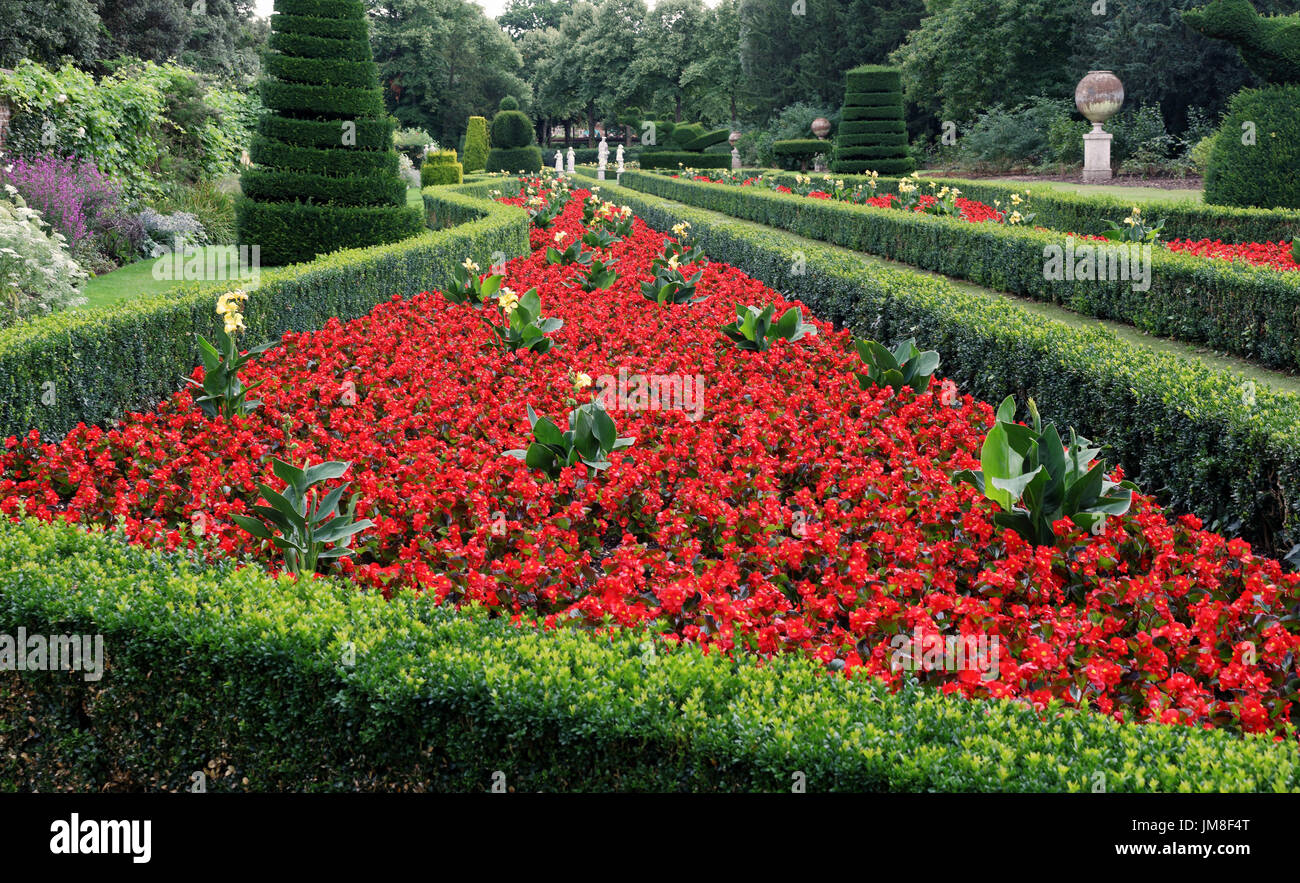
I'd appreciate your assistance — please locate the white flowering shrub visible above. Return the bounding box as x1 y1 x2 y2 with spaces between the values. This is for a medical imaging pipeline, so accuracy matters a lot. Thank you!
397 153 421 188
0 186 88 327
136 207 209 257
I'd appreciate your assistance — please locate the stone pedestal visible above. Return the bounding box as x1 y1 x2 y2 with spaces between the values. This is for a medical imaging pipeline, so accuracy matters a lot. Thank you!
597 167 606 180
1082 126 1113 183
731 147 740 171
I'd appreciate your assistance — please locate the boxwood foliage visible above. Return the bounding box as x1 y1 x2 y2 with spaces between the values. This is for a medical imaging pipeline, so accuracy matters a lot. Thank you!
766 171 1300 244
832 65 912 176
639 151 732 170
421 149 463 186
1 518 1296 793
578 168 1300 554
463 116 490 173
238 0 423 265
0 182 527 442
486 97 543 174
623 171 1300 372
1205 85 1300 210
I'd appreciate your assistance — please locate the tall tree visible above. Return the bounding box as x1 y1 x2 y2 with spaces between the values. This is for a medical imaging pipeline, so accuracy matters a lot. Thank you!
682 0 744 124
631 0 706 121
498 0 575 38
0 0 101 69
368 0 529 144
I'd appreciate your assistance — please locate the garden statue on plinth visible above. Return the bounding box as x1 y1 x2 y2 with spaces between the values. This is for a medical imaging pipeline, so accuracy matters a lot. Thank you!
729 131 741 170
811 117 831 172
566 146 575 174
554 149 563 173
616 143 624 180
597 135 608 180
1075 70 1124 183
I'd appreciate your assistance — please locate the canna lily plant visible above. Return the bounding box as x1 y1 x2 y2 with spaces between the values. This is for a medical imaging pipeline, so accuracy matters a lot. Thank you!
483 286 563 354
185 290 276 419
231 458 373 577
952 396 1138 547
720 303 817 352
853 337 940 393
446 258 504 306
505 402 635 480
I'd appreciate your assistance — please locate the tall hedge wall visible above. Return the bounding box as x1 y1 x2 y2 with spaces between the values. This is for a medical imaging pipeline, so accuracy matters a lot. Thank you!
578 168 1300 555
237 0 423 265
0 182 527 442
1204 85 1300 209
832 65 913 176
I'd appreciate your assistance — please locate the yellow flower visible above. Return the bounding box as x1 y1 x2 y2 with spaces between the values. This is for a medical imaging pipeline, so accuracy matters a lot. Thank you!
497 287 519 313
1008 211 1023 225
554 230 567 243
672 221 690 237
461 257 480 274
1010 193 1023 206
573 372 592 390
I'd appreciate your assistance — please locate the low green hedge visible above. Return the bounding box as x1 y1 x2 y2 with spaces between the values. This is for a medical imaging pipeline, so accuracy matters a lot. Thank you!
640 151 732 170
1 518 1295 792
772 171 1300 244
235 200 425 267
0 181 527 442
486 146 543 174
624 171 1300 372
579 168 1300 554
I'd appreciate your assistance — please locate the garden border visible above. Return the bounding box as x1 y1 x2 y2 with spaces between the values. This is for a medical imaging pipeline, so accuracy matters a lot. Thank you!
581 168 1300 554
1 518 1295 792
620 171 1300 372
0 181 528 441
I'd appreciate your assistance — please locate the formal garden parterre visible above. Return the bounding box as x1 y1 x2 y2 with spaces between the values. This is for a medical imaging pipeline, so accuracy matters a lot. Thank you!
4 0 1300 798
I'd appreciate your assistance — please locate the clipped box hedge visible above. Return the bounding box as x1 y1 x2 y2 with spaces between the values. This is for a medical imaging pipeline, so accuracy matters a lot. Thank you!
640 151 733 170
0 181 527 442
624 171 1300 373
2 518 1296 792
770 171 1300 244
579 168 1300 554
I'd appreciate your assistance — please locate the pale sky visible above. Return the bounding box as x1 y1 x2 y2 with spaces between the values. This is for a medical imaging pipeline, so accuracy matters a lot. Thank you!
253 0 718 21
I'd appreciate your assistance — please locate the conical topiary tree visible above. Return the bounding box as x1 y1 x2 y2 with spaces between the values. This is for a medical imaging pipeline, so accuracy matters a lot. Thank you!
237 0 424 266
831 64 914 176
463 116 489 173
485 96 542 173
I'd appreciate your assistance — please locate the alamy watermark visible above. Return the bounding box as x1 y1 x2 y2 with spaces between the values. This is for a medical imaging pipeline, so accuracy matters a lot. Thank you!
152 237 261 286
0 628 104 681
889 627 999 682
595 368 704 421
1043 239 1151 292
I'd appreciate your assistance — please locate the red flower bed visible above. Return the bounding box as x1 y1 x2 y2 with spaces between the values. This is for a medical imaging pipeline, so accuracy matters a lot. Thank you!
687 173 1300 272
3 183 1299 737
1165 238 1300 272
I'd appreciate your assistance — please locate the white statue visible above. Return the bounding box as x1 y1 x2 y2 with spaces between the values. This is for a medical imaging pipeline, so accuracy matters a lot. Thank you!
597 135 608 180
566 145 575 175
554 149 563 173
616 144 625 179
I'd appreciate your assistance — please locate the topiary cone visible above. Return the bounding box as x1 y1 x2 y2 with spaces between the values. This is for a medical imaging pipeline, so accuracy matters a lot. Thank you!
236 0 423 266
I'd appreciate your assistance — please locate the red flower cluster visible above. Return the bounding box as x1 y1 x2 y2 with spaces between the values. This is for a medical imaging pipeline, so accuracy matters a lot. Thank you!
3 183 1299 737
1165 237 1300 272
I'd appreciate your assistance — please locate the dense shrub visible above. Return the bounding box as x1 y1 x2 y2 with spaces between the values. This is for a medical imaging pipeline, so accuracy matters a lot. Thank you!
486 98 541 173
639 152 732 170
833 66 912 175
236 0 422 265
393 127 436 165
773 139 831 167
0 60 258 199
463 116 489 173
0 190 86 326
1204 85 1300 208
421 149 464 186
0 182 527 440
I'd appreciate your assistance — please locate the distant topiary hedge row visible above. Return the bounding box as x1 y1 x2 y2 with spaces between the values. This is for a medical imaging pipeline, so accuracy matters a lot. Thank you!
832 65 913 176
486 97 542 173
421 148 463 186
